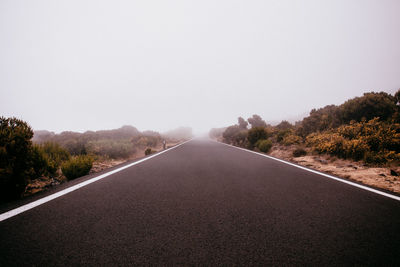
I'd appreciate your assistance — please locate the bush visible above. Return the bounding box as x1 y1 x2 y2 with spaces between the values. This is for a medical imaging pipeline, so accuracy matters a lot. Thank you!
31 144 53 178
293 148 307 157
0 117 34 201
306 132 346 156
305 119 400 164
276 129 291 143
256 139 272 153
364 150 400 164
86 139 135 159
61 155 93 180
282 134 303 146
248 127 268 147
145 148 152 155
38 142 70 176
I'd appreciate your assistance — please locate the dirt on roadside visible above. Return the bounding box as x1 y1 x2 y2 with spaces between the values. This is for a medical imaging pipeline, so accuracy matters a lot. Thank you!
269 145 400 194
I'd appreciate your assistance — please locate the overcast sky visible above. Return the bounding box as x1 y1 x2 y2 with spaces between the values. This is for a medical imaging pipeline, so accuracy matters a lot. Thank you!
1 0 400 134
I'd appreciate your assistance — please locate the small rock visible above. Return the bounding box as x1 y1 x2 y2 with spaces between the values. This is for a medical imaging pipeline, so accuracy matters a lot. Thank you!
379 173 386 177
316 158 328 164
390 169 399 176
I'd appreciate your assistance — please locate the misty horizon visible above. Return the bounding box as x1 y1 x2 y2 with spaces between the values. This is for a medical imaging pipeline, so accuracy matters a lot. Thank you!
1 0 399 134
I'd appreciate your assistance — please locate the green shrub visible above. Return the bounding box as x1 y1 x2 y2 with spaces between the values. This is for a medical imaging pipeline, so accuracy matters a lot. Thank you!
0 117 34 201
40 142 70 163
276 129 291 143
61 155 93 180
145 148 152 155
256 139 272 153
248 127 268 147
293 148 307 157
38 142 70 176
31 144 53 177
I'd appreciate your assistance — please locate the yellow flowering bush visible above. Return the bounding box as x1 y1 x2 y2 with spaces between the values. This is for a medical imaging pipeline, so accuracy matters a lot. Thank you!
282 134 303 146
306 118 400 164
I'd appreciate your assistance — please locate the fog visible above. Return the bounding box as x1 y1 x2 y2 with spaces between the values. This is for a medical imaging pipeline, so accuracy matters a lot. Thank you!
1 0 399 135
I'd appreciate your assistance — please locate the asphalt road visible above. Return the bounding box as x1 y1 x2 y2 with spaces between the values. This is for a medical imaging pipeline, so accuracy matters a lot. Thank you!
1 139 400 266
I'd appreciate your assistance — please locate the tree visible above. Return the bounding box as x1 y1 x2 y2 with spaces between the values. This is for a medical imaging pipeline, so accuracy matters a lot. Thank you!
395 89 400 106
247 114 267 128
276 120 293 130
340 92 397 124
393 89 400 122
209 127 227 140
222 125 247 146
238 117 248 129
296 105 341 137
0 117 34 201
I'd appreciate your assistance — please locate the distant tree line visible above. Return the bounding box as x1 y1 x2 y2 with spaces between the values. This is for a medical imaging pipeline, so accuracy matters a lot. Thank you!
34 126 192 159
213 90 400 165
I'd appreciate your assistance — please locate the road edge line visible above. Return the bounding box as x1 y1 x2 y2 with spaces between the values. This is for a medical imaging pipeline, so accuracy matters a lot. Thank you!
0 139 193 222
215 140 400 202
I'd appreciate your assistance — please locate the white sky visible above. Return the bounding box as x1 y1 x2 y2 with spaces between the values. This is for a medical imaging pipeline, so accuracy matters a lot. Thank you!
1 0 400 135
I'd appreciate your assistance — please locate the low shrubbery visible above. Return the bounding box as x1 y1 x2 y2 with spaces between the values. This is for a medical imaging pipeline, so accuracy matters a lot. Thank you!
145 148 152 155
282 133 303 146
1 116 181 202
293 148 307 157
276 129 291 143
218 89 400 166
33 142 70 177
256 139 272 153
306 118 400 164
86 139 135 159
248 127 269 148
132 135 161 148
61 155 93 180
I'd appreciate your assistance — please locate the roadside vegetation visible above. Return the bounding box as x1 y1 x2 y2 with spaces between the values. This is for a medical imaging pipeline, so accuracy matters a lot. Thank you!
61 155 94 180
212 90 400 192
215 90 400 165
0 118 192 203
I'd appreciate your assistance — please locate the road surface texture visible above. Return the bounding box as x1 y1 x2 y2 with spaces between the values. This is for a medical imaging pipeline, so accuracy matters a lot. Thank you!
1 139 400 266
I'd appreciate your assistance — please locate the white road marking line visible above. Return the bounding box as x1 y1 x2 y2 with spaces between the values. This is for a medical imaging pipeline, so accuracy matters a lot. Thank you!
217 141 400 202
0 140 192 222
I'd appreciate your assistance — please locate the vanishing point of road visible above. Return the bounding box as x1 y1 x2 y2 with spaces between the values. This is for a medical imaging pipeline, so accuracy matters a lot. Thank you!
1 139 399 266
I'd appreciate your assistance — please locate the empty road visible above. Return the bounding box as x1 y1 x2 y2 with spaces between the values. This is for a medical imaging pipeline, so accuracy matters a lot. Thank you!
1 139 400 266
